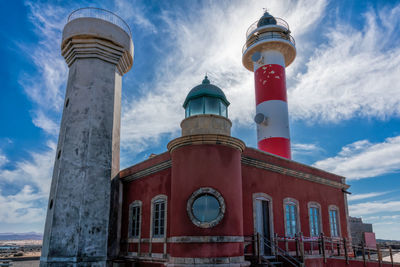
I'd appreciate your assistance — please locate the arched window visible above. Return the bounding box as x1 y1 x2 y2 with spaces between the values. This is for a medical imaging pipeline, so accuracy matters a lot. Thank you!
329 205 340 237
308 202 322 237
151 195 167 239
283 198 300 237
129 200 142 239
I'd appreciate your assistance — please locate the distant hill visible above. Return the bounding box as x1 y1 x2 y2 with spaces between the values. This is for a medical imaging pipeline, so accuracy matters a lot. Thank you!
0 232 43 240
377 239 400 243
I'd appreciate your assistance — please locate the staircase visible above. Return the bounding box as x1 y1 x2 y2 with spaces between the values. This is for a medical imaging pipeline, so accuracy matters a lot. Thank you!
245 234 305 267
258 255 283 266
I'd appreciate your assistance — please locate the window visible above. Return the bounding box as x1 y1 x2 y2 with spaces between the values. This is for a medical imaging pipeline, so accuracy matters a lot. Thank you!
151 195 167 238
185 96 228 118
329 207 340 237
189 97 203 116
204 97 220 115
192 193 220 222
308 203 321 237
284 198 299 237
187 187 225 228
220 102 227 117
129 201 142 239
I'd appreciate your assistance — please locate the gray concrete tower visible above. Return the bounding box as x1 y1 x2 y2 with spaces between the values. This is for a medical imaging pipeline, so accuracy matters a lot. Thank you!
40 8 133 267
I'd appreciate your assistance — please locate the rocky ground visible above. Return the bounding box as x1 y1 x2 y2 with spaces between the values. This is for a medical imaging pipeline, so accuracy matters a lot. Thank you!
0 240 41 259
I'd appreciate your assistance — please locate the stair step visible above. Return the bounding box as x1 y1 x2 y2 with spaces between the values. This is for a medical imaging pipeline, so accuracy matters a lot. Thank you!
262 255 276 260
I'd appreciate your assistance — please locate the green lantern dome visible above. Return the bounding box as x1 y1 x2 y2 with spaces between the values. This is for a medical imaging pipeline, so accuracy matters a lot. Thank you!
183 76 230 118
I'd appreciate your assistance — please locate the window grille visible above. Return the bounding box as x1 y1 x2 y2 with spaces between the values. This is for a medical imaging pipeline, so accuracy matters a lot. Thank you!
309 206 321 236
329 209 340 237
285 202 298 237
131 205 141 238
152 199 166 237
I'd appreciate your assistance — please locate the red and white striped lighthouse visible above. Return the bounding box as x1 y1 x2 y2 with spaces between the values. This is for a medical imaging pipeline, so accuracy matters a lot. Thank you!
242 11 296 159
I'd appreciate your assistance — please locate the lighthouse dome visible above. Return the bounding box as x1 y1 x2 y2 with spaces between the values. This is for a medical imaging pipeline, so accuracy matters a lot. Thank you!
257 11 277 27
183 76 230 118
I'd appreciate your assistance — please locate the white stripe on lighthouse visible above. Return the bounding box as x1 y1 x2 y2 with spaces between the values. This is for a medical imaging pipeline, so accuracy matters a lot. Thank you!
253 50 286 71
256 100 290 142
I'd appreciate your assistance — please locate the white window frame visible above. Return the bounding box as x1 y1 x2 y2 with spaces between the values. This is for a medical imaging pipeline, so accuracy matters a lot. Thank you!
283 198 300 238
128 200 142 241
308 202 322 237
328 205 341 238
150 194 168 241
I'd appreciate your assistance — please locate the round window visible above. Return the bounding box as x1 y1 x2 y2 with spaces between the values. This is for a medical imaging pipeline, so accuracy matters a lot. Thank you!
187 187 225 228
192 194 220 222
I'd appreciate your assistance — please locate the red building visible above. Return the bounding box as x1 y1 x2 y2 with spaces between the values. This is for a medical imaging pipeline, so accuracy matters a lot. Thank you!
114 74 347 266
113 12 398 267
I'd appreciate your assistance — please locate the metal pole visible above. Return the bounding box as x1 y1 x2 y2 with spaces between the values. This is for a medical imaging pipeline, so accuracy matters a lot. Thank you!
321 233 326 263
300 232 305 263
257 233 261 264
284 235 288 252
362 244 366 267
389 246 394 267
344 237 349 264
377 244 382 267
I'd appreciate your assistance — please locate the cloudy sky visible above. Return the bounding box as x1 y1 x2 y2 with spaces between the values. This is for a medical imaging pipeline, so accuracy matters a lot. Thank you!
0 0 400 240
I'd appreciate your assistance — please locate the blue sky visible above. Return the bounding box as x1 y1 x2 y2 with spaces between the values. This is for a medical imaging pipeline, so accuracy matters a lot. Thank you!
0 0 400 240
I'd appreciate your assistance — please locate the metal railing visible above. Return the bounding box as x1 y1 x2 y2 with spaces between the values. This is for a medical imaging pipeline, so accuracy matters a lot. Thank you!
273 233 400 265
242 32 295 54
246 17 289 38
68 7 131 37
264 234 303 267
244 233 304 267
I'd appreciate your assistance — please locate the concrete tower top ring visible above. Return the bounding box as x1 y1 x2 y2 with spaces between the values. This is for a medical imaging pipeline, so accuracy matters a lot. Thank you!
62 7 134 74
68 7 132 37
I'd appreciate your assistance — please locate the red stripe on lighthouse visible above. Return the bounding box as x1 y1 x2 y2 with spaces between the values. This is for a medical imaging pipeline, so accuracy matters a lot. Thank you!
254 63 291 159
255 64 287 105
258 138 291 158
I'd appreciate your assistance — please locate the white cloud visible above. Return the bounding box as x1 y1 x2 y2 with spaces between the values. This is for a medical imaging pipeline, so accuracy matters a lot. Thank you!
348 191 389 201
0 151 8 168
32 111 59 136
292 143 322 155
114 0 157 33
289 4 400 122
0 186 46 224
313 136 400 179
350 201 400 217
17 1 69 135
22 2 68 112
0 142 55 196
0 142 55 228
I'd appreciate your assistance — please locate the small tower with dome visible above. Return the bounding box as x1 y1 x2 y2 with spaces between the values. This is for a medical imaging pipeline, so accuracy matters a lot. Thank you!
165 77 247 267
180 76 233 136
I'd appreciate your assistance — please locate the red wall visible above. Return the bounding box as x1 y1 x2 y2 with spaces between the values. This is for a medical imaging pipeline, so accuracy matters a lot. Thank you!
121 165 171 255
242 148 349 239
169 144 244 258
